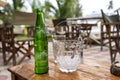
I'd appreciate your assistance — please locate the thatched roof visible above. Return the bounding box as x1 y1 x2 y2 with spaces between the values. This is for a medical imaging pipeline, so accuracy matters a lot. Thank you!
0 1 8 7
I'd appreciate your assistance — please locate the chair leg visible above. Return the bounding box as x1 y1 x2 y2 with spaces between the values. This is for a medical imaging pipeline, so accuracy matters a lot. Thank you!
12 52 16 65
101 39 103 51
27 41 31 59
2 51 7 65
85 37 90 48
15 41 34 64
110 51 117 63
3 52 16 65
17 45 34 65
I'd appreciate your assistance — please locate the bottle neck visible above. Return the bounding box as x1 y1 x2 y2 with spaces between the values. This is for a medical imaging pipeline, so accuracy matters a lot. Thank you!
36 9 45 28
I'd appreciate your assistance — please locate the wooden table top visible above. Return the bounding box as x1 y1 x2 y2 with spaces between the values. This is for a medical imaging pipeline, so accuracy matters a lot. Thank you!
8 57 120 80
71 23 97 27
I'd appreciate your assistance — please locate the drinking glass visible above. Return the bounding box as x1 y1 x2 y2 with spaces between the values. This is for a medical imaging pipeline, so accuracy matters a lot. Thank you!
53 37 83 73
52 35 65 63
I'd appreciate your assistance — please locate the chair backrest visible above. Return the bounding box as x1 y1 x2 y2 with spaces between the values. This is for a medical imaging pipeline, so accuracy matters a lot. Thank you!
53 19 80 40
12 11 37 37
101 9 120 35
12 11 36 25
101 9 119 23
52 18 67 27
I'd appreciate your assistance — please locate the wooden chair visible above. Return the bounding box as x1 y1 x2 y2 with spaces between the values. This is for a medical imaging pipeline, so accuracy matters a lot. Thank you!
101 9 119 51
2 11 36 65
102 22 120 63
101 9 120 63
2 25 16 65
78 23 93 48
0 1 9 52
71 22 95 48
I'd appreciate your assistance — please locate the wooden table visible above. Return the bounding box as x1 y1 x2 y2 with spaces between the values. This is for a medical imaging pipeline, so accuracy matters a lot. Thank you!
8 58 120 80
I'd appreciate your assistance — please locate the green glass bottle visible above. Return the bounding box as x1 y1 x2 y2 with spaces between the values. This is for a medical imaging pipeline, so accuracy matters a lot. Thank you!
34 9 48 74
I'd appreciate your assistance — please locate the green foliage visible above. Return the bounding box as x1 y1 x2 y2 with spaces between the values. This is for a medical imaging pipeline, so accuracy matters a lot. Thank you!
29 0 42 13
42 1 55 18
6 0 82 19
4 4 13 24
0 0 25 24
13 0 24 11
3 0 25 24
27 0 82 18
43 0 82 18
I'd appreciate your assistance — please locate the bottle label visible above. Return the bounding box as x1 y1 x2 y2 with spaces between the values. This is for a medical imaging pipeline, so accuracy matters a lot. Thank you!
35 51 48 60
35 50 48 67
